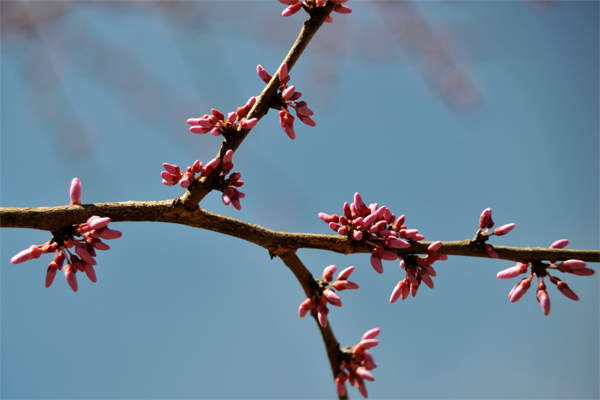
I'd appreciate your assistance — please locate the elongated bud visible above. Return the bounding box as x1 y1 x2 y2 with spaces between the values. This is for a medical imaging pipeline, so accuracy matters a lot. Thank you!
496 263 529 279
550 239 569 249
336 266 354 281
479 208 493 229
330 280 359 291
70 178 82 205
318 212 339 224
361 328 381 341
64 264 78 292
322 265 337 282
563 259 586 269
323 289 342 307
494 223 516 236
486 244 499 258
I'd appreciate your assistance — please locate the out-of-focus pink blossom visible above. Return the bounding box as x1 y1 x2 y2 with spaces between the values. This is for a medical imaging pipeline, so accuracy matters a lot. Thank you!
278 0 352 23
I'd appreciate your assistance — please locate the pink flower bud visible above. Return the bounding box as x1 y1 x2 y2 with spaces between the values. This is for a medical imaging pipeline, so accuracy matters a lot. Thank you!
330 280 359 291
201 157 221 177
211 109 224 121
163 163 180 174
370 254 384 274
282 2 302 17
64 264 78 292
509 277 532 302
318 212 339 224
354 339 379 355
11 245 42 264
297 114 316 127
537 285 550 316
97 227 123 240
356 367 374 382
494 223 516 236
361 328 381 341
479 208 494 229
278 63 289 83
46 266 58 288
556 281 579 301
70 178 82 205
323 289 342 307
385 237 410 249
322 265 337 282
352 230 363 241
356 379 368 398
335 372 347 396
298 297 316 318
390 281 405 303
486 244 499 258
257 65 272 84
419 272 434 289
334 3 352 14
89 217 110 231
76 246 96 266
282 85 295 100
296 105 313 116
329 222 342 232
191 160 203 174
568 268 595 276
240 118 258 129
496 263 529 279
550 239 569 249
563 259 586 269
85 263 97 283
317 305 329 327
336 266 354 281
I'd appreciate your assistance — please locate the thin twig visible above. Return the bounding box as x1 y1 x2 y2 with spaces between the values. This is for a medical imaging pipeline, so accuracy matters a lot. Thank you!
180 3 337 209
278 252 348 400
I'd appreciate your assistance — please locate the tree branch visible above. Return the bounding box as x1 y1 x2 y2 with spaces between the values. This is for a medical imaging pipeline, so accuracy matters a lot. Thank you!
180 3 337 209
278 252 348 400
2 203 598 263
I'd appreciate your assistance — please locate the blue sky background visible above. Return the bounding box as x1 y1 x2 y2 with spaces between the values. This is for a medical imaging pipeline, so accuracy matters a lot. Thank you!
1 1 598 399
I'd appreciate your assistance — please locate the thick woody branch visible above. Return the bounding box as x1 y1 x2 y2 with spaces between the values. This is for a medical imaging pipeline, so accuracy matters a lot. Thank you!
278 252 347 400
180 3 337 209
2 203 598 264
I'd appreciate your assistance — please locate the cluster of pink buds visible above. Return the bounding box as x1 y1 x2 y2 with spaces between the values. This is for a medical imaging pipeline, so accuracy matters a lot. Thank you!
390 241 445 302
279 0 351 23
161 150 245 209
187 97 258 138
320 193 447 300
497 239 595 315
257 63 315 140
298 265 358 327
476 207 516 258
10 178 122 292
336 328 379 398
